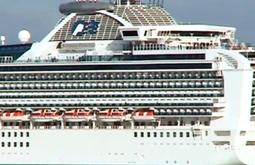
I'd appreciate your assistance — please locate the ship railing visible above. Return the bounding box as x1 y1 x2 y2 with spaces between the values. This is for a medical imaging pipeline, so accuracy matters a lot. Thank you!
132 44 221 51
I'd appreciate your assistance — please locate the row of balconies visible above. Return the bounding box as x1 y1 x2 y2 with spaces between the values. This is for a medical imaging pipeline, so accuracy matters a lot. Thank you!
0 71 220 81
0 98 214 107
0 93 223 99
0 90 223 97
0 81 224 90
154 108 212 116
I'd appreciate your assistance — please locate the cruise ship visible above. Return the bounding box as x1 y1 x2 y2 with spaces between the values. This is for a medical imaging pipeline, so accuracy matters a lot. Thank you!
0 0 255 164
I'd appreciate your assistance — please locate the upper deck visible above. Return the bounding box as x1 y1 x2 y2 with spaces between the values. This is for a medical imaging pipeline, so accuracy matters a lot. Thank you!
1 0 251 65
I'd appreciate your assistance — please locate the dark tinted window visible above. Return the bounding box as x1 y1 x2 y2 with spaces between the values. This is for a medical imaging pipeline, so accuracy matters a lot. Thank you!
123 31 138 36
0 63 212 72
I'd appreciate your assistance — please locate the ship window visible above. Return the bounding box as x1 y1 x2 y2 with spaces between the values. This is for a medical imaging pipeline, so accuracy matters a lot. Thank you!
8 132 11 137
14 142 17 147
204 121 210 126
246 141 255 146
153 132 157 138
144 31 148 36
1 142 4 147
8 142 11 147
180 132 183 138
240 131 246 136
140 132 144 138
20 132 23 137
26 132 29 137
26 142 29 147
160 132 164 138
1 132 4 137
122 31 138 37
20 142 23 147
173 132 177 138
134 132 137 137
166 132 170 137
147 132 151 138
186 132 190 138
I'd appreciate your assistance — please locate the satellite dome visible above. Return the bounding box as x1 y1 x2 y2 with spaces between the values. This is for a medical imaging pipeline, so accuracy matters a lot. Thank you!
18 30 31 44
0 36 5 41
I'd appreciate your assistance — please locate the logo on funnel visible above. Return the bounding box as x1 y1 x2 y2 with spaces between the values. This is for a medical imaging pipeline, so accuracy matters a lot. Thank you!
71 20 99 36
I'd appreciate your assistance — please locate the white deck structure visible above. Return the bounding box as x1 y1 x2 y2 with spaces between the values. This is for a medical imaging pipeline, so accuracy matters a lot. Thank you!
0 0 255 164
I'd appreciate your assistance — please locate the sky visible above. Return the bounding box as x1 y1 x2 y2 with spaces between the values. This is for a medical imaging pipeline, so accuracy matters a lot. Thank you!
0 0 254 44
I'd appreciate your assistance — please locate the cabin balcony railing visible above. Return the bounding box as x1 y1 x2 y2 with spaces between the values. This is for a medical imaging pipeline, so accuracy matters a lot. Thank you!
132 44 221 52
133 44 186 51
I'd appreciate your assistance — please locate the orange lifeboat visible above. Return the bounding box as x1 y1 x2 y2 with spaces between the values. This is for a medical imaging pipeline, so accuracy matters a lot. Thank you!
97 108 127 122
30 109 62 122
132 108 155 121
63 109 94 122
0 110 29 121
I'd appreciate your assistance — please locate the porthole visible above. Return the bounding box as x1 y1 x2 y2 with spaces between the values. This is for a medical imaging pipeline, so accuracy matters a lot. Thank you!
153 132 157 138
147 132 151 138
180 132 183 138
173 132 177 138
26 142 29 147
160 132 164 138
134 132 137 138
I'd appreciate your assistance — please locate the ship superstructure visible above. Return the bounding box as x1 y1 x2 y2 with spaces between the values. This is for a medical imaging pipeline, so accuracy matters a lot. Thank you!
0 0 255 164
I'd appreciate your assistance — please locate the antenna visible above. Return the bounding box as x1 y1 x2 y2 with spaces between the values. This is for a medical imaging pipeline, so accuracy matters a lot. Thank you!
0 36 6 45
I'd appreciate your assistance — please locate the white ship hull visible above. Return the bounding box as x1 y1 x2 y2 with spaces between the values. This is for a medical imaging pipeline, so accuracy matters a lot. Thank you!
0 129 254 165
1 0 255 164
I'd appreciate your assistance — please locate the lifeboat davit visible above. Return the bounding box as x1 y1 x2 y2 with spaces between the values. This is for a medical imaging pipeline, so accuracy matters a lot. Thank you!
132 108 155 121
31 109 62 122
0 110 29 121
63 109 94 122
97 108 127 122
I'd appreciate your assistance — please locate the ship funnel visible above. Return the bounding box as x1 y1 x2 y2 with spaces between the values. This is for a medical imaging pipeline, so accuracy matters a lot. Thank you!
59 1 115 15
